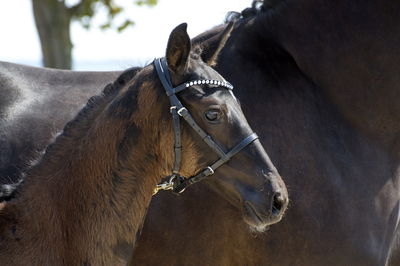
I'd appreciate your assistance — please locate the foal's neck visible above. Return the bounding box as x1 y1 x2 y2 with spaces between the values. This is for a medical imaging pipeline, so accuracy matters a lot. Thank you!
1 81 171 265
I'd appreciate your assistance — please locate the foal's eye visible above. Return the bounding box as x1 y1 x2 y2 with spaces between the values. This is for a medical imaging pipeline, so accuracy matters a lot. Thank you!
204 109 222 122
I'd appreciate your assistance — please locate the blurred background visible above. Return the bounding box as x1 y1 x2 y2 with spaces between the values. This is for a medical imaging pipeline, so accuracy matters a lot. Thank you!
0 0 250 71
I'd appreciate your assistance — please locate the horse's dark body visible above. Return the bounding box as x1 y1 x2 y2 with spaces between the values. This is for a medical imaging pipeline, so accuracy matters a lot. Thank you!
1 0 400 265
130 1 400 265
0 61 123 184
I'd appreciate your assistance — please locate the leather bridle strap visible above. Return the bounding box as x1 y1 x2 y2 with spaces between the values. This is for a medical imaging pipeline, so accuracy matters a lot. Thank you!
154 58 184 174
153 57 259 194
173 132 258 193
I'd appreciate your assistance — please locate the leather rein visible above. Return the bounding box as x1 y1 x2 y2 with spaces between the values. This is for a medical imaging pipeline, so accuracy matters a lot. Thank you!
153 58 258 194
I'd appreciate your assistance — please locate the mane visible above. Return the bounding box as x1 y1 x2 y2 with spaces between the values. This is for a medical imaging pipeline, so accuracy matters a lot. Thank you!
194 1 267 46
60 67 141 140
194 0 296 83
225 0 266 23
0 67 142 201
191 46 203 60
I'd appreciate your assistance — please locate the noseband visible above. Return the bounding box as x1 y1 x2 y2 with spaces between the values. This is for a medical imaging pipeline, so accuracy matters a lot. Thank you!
153 58 258 194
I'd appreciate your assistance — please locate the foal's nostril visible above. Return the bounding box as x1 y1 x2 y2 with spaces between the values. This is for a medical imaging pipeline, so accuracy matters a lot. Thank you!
271 192 285 216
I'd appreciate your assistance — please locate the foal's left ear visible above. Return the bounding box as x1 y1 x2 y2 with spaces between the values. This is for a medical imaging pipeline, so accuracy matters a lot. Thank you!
166 23 191 74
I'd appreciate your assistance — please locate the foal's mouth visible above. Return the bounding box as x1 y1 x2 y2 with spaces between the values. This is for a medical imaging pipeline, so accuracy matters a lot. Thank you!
244 201 265 222
243 201 282 232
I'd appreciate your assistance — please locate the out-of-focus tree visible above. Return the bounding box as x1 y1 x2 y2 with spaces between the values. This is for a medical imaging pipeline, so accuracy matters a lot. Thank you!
32 0 157 69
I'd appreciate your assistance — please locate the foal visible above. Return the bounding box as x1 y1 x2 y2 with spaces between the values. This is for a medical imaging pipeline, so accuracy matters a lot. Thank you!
0 23 287 265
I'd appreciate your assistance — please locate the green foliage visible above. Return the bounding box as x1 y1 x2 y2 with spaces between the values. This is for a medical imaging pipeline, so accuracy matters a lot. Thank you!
135 0 158 6
117 19 135 32
69 0 158 31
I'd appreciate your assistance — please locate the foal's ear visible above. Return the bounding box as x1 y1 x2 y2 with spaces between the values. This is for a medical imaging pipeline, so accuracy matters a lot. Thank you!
200 22 234 66
166 23 191 74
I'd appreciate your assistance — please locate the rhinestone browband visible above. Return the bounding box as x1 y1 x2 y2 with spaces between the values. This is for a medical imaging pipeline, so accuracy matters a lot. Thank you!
185 80 233 90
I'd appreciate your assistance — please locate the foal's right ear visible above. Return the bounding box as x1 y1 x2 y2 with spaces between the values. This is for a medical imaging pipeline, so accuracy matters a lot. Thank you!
200 22 234 66
166 23 191 75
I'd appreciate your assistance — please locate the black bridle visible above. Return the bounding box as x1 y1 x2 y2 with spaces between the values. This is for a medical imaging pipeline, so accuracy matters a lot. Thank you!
153 58 258 194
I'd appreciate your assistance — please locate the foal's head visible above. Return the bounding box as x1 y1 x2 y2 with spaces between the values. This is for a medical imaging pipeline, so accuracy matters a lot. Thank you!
115 23 288 231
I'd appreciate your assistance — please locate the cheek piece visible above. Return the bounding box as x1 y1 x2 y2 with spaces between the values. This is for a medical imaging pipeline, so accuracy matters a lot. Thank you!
153 58 258 194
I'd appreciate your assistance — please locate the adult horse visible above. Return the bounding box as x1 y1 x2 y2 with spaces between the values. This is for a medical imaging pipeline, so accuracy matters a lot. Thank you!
0 23 288 265
130 1 400 266
1 0 399 265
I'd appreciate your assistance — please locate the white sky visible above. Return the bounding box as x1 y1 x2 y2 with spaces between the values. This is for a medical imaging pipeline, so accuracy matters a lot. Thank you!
0 0 251 70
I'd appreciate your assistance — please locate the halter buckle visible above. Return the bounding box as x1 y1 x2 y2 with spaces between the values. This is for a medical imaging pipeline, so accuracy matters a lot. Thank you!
170 106 177 113
205 166 214 176
153 175 177 195
177 107 187 116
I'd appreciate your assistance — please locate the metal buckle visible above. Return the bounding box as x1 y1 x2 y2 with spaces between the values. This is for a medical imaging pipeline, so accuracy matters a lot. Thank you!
205 166 214 176
177 107 187 116
170 106 177 113
175 186 186 194
153 175 177 195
